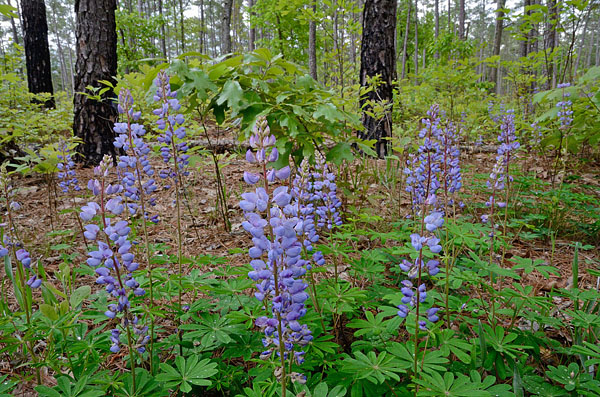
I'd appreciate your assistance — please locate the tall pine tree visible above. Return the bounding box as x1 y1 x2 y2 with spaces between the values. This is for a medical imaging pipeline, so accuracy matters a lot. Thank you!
73 0 118 164
21 0 54 108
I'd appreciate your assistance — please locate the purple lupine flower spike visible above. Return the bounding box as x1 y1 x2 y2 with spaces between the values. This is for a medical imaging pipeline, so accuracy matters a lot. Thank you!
240 118 311 381
80 155 148 354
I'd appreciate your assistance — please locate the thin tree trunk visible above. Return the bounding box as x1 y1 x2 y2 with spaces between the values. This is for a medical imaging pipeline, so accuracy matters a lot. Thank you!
585 24 594 68
248 0 255 51
49 2 68 94
545 0 557 88
7 0 20 45
458 0 465 39
574 6 592 75
401 0 411 79
596 16 600 66
158 0 167 58
308 0 317 79
199 0 205 52
434 0 439 58
221 0 233 54
447 0 451 33
413 0 418 77
179 0 185 52
333 1 339 85
21 0 55 108
490 0 506 94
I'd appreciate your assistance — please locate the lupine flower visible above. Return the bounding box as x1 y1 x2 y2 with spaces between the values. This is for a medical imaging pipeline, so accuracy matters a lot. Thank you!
56 142 80 193
398 105 443 330
556 83 573 130
80 155 147 354
114 89 157 219
240 119 310 383
405 105 443 213
153 71 190 180
482 109 519 237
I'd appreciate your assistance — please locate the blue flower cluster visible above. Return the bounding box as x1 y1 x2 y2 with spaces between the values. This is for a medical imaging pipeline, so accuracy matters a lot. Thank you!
114 89 158 221
240 119 310 383
80 156 148 355
399 105 447 330
482 109 519 227
57 142 80 193
291 156 341 270
153 71 190 180
435 119 462 207
405 105 443 212
556 82 573 129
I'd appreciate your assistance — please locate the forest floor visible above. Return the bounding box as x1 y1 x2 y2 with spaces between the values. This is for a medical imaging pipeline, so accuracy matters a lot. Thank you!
2 125 600 394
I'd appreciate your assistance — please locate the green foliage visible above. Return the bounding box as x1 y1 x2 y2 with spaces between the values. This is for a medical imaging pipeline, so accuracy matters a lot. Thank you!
158 49 361 165
155 355 218 393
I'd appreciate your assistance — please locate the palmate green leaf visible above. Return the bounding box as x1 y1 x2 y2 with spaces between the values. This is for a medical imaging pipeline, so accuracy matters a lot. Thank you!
156 356 217 393
387 342 449 375
340 351 406 384
415 370 512 397
522 375 570 396
434 329 473 364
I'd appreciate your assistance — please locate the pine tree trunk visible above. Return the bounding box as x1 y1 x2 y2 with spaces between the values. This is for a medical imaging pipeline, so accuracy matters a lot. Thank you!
7 0 20 45
546 0 557 88
308 0 317 79
574 6 591 75
49 3 68 94
222 0 233 54
73 0 118 164
490 0 505 94
520 0 531 58
248 0 255 51
179 0 185 52
458 0 465 39
21 0 55 108
158 0 167 58
447 0 451 33
359 0 397 158
401 0 411 79
413 0 418 77
199 0 205 53
434 0 439 58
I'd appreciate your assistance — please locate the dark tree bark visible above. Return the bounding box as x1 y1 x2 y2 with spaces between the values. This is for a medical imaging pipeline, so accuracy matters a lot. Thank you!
359 0 397 158
248 0 256 51
179 0 185 52
458 0 465 39
401 0 411 79
73 0 118 164
21 0 55 108
308 0 317 79
222 0 233 54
